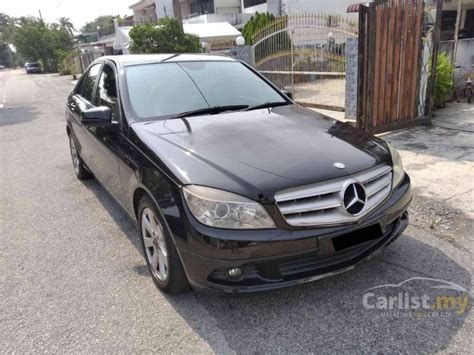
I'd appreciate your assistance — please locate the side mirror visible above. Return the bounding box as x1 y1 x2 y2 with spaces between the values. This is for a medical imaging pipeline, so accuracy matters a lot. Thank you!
81 106 112 125
282 90 293 100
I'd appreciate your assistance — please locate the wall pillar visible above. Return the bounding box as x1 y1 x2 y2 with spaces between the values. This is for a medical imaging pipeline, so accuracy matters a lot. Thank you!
229 45 255 66
345 37 358 121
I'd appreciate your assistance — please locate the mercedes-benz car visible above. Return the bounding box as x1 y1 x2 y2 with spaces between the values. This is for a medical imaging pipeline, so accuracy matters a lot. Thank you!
66 54 412 294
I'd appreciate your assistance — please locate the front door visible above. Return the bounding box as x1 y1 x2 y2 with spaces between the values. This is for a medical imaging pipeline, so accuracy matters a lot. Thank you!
68 63 102 167
85 62 124 204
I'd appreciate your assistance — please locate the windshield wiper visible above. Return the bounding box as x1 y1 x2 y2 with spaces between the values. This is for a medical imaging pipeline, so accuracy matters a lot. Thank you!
245 101 290 111
170 105 249 119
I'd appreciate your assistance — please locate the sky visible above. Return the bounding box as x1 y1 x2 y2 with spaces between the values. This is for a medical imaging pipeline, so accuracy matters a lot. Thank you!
1 0 358 30
2 0 134 29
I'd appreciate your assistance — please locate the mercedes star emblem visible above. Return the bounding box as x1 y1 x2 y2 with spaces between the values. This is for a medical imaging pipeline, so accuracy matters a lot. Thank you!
342 181 367 215
333 162 345 169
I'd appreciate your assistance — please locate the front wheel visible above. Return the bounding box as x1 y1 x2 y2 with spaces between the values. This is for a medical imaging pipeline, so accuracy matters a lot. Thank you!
138 195 189 293
69 134 92 180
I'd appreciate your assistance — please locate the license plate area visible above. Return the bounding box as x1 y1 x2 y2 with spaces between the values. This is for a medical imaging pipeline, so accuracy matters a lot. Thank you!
332 224 383 252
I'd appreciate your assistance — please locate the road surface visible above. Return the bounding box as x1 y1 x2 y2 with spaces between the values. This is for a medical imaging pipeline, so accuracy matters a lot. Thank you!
0 69 472 353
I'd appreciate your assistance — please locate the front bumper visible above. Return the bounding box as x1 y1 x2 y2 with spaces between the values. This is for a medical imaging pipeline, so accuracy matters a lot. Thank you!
177 174 412 294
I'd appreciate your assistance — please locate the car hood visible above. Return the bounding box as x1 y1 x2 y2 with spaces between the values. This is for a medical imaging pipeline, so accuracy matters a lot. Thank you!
131 105 391 202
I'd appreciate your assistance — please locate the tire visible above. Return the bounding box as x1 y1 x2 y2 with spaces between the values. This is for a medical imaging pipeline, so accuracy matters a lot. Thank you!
68 134 93 180
467 90 472 103
138 195 189 293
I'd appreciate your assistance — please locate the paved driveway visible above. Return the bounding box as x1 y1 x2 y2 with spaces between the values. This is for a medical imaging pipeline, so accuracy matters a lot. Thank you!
0 69 472 353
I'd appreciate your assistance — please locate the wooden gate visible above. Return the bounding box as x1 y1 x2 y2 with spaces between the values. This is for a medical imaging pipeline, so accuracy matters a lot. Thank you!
357 0 431 133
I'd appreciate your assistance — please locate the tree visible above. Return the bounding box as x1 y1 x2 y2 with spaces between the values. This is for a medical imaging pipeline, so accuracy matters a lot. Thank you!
0 13 14 67
432 52 454 108
57 17 75 36
129 18 200 54
11 16 73 72
242 12 277 45
81 15 116 33
0 13 15 43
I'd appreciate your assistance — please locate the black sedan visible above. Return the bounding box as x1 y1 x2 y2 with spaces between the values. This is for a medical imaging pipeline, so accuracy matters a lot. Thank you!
66 54 411 294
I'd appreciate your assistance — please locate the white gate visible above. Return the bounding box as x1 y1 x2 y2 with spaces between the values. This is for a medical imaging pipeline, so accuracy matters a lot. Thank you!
252 13 358 110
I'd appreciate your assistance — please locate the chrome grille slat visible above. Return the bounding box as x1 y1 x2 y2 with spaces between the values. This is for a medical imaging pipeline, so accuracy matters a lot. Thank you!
354 165 392 183
274 180 342 202
368 184 391 204
275 164 393 227
285 209 352 226
279 194 341 214
365 175 392 197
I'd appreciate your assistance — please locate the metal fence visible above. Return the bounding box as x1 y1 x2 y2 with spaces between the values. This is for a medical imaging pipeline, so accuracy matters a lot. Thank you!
439 40 454 58
251 13 358 110
206 39 237 55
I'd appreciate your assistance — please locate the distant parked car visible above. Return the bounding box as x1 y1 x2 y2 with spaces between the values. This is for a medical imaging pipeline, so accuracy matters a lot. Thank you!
0 65 5 70
25 62 41 74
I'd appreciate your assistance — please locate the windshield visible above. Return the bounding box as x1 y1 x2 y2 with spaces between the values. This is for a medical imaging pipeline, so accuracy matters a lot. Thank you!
125 61 287 120
27 63 39 68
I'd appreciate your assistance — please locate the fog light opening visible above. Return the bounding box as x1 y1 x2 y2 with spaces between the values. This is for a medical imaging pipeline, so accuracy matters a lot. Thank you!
226 267 243 281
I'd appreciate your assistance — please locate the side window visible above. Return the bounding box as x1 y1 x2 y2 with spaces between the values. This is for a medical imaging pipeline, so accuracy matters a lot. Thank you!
79 64 101 102
95 64 119 121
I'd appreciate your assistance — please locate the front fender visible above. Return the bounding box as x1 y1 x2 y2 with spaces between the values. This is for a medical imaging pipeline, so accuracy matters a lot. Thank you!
120 136 190 250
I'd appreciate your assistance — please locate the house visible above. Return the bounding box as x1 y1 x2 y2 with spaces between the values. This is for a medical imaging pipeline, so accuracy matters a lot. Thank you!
160 1 251 28
241 0 359 17
130 0 158 24
430 0 474 41
427 0 474 70
128 1 251 29
183 22 242 44
158 0 242 19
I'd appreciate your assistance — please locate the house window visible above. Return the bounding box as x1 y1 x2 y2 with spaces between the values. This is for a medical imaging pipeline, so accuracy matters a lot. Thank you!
191 1 199 14
461 9 474 39
244 0 267 8
441 10 457 40
196 0 214 14
441 10 457 31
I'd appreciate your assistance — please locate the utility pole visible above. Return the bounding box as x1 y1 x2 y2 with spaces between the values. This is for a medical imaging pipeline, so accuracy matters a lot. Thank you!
172 0 183 28
38 9 44 23
452 0 463 65
426 0 443 119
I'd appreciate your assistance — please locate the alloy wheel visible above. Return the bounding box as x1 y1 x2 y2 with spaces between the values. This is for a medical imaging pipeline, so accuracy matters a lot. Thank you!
69 136 80 175
141 207 169 281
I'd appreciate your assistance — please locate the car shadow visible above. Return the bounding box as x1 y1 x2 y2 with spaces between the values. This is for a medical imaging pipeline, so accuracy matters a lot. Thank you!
0 106 40 126
165 236 471 353
80 178 471 353
80 179 144 256
385 125 474 163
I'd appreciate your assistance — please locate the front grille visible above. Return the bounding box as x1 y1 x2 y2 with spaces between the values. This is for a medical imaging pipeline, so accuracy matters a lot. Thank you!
275 164 392 227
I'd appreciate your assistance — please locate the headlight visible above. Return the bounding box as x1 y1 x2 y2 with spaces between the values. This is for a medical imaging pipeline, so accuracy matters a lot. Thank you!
388 143 405 188
183 185 276 229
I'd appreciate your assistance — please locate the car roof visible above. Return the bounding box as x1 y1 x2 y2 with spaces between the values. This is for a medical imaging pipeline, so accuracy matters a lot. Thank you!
96 54 237 67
